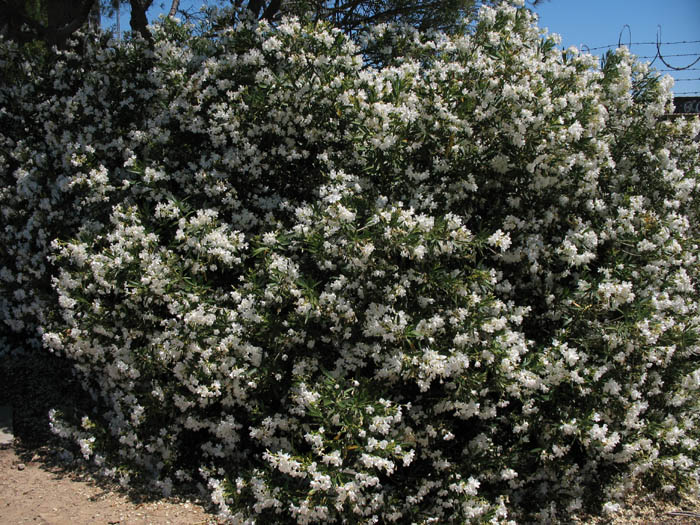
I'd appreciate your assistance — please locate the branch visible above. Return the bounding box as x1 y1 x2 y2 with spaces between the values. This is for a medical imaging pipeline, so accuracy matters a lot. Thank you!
48 0 98 40
129 0 153 41
247 0 265 18
260 0 282 21
666 511 700 518
167 0 180 19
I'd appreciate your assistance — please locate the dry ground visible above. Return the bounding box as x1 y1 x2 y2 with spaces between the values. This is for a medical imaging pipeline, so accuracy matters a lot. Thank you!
0 446 218 524
0 347 222 525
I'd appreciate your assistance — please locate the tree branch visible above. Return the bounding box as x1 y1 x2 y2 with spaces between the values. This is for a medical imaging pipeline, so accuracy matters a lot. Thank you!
129 0 153 41
168 0 180 19
247 0 265 18
48 0 98 41
260 0 282 21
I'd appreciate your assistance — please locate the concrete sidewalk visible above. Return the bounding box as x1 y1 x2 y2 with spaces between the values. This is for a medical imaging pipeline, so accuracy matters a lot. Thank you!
0 405 14 447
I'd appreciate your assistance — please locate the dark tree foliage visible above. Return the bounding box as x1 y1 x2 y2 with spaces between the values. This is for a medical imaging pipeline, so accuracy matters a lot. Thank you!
248 0 483 33
1 0 511 47
0 0 99 46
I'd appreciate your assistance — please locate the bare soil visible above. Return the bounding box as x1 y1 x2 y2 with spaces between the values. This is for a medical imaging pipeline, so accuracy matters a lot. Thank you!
1 344 699 524
0 347 221 525
0 446 217 524
572 492 700 525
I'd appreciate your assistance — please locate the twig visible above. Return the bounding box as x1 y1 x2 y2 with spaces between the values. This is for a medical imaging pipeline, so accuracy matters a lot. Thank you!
665 510 700 519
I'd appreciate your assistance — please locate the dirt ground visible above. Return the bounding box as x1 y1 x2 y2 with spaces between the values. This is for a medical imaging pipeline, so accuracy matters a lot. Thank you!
0 348 222 525
0 445 219 525
572 493 700 525
1 347 700 525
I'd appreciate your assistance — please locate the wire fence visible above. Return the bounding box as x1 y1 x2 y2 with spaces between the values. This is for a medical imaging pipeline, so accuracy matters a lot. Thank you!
577 28 700 95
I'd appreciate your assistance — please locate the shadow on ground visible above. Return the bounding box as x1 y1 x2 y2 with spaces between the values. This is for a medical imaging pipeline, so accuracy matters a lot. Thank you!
0 337 213 509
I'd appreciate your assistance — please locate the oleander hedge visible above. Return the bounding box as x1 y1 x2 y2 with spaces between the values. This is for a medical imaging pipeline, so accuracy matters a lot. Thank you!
1 2 700 523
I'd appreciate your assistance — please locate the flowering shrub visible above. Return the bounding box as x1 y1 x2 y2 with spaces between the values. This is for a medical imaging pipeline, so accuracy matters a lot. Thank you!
2 2 700 522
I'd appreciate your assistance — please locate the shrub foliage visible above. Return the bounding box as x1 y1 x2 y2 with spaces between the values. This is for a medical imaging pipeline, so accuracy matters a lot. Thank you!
1 2 700 523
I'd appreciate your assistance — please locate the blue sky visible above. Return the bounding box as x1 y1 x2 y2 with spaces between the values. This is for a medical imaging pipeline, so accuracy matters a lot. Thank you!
108 1 700 96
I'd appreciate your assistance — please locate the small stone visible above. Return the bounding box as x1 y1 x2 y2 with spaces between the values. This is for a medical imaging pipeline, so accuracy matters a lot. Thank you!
17 463 25 471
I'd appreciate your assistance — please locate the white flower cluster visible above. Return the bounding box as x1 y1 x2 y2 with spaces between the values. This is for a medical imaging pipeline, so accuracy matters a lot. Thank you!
1 1 700 523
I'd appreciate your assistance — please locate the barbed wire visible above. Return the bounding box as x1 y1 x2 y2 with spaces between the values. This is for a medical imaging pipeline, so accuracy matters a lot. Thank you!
658 67 700 72
639 53 700 59
573 25 700 94
653 27 700 71
587 39 700 52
